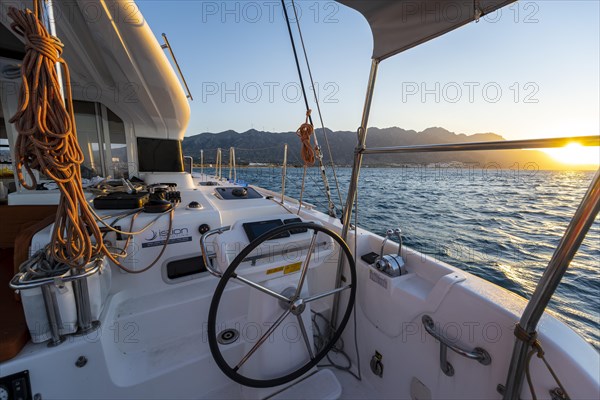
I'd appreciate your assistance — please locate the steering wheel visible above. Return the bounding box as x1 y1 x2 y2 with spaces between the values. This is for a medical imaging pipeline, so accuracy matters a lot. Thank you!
206 222 356 388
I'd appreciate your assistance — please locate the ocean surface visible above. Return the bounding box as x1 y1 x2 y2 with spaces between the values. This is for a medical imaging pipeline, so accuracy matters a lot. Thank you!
200 166 600 350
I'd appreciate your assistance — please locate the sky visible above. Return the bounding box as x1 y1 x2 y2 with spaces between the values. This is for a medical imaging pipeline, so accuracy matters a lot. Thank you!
137 0 600 142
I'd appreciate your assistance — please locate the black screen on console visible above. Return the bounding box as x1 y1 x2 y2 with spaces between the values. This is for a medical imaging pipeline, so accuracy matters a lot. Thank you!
137 137 184 172
243 219 290 242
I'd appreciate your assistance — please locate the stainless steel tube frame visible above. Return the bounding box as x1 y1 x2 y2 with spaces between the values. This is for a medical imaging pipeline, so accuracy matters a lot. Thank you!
361 135 599 155
10 259 102 290
503 168 600 399
41 284 64 347
332 58 380 328
72 274 97 334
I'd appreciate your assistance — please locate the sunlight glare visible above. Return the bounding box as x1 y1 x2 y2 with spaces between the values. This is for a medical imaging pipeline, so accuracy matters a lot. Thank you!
543 143 600 166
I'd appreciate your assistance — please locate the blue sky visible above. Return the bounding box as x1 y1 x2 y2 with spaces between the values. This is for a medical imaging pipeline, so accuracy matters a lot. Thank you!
138 1 599 141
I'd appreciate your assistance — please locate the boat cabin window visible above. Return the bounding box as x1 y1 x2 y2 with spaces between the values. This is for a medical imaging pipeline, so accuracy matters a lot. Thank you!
73 101 104 178
73 101 129 179
0 95 130 195
106 109 128 179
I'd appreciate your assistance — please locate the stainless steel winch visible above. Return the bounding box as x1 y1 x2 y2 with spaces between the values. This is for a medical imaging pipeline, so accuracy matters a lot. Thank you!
375 228 405 277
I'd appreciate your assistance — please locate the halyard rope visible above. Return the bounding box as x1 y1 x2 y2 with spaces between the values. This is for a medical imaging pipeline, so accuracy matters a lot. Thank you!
296 110 315 166
281 0 338 217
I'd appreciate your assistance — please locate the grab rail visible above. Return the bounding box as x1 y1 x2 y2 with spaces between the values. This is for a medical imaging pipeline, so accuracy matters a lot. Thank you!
200 226 231 278
422 314 491 377
361 135 600 155
161 33 193 100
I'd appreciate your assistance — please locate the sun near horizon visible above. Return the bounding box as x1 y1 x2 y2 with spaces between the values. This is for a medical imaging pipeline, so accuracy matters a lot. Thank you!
542 142 600 167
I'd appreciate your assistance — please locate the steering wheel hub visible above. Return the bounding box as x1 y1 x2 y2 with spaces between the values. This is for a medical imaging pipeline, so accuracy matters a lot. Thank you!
290 298 306 315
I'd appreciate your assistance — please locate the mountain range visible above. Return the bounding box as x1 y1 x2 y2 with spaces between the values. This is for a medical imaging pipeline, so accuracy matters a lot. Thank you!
182 127 572 169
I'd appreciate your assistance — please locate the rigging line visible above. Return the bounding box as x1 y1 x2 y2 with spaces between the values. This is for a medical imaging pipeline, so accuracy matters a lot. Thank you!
290 0 343 210
287 152 341 212
280 0 337 218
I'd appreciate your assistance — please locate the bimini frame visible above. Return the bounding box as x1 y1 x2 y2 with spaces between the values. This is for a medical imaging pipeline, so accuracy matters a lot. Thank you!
331 2 600 399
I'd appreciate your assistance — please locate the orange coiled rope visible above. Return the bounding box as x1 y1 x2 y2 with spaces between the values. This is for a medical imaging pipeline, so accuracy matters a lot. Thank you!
296 110 315 165
8 5 173 273
8 6 103 270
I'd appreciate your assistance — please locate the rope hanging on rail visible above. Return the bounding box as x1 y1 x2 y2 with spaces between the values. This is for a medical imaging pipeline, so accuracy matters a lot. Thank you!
7 5 173 272
296 110 315 166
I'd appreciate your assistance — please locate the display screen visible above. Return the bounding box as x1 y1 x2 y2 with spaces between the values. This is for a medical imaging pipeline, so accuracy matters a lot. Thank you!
243 219 290 242
137 137 184 172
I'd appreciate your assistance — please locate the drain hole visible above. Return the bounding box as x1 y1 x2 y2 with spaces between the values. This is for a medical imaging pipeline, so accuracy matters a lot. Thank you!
217 328 239 345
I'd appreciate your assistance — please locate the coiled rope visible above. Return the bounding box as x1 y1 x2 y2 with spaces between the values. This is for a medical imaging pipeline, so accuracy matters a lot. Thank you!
296 110 315 166
8 5 172 273
8 5 101 269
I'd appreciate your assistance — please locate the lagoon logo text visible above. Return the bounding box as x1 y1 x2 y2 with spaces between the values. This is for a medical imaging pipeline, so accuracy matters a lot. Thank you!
145 227 189 242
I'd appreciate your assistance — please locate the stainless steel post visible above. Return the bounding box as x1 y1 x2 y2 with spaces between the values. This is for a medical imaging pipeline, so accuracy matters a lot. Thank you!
72 275 94 334
331 59 379 327
229 147 233 181
503 168 600 399
41 284 64 346
231 147 236 183
216 148 222 179
281 144 288 203
200 150 204 179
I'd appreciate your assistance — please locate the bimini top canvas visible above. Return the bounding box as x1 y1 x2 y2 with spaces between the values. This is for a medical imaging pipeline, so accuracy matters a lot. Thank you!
338 0 516 61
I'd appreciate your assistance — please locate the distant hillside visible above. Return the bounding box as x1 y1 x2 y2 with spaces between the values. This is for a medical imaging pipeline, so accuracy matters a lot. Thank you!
182 127 569 169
